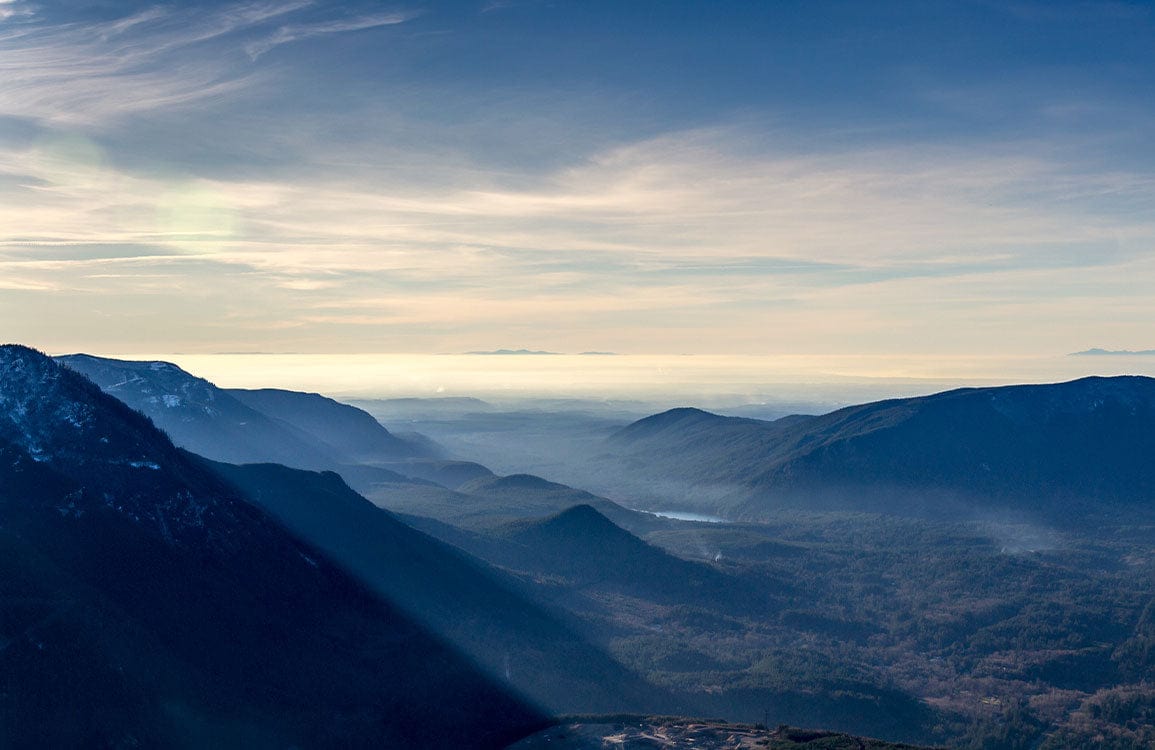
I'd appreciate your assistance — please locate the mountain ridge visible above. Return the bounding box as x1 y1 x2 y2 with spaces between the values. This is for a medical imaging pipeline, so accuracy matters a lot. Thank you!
608 375 1155 522
54 353 495 491
0 344 546 747
226 386 424 461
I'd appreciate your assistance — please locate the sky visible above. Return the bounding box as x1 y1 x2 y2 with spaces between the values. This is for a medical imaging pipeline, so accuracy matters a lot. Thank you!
2 0 1154 362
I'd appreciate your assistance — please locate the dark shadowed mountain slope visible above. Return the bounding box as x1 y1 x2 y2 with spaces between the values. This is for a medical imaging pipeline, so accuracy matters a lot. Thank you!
0 345 543 747
203 460 667 716
226 387 427 461
610 377 1155 522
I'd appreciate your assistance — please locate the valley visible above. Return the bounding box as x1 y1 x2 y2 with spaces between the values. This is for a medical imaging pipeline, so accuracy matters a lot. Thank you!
25 349 1155 747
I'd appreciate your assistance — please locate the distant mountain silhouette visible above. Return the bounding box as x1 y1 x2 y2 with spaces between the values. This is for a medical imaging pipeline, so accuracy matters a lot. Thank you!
0 345 543 747
466 349 559 355
1070 348 1155 356
611 376 1155 522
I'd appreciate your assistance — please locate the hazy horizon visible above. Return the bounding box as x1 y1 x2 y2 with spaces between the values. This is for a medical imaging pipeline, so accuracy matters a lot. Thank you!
48 350 1155 407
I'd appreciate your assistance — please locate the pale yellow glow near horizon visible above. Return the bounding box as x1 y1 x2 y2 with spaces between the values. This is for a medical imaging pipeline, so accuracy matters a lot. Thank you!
84 352 1155 403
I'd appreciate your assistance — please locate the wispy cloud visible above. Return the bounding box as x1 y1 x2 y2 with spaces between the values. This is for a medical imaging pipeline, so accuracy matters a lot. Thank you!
207 129 1154 276
6 126 1153 272
3 119 1153 353
245 11 418 60
0 0 33 23
0 1 413 125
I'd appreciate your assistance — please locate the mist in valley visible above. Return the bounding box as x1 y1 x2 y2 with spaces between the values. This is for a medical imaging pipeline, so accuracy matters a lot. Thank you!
348 376 1155 749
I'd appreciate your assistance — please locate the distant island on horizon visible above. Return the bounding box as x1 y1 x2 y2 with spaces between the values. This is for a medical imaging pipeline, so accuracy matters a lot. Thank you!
1070 348 1155 356
464 349 618 356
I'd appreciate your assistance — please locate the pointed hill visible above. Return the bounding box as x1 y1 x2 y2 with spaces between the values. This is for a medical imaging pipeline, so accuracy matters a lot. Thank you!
481 504 750 607
456 473 648 529
615 406 750 440
0 345 543 747
609 376 1155 522
467 473 572 493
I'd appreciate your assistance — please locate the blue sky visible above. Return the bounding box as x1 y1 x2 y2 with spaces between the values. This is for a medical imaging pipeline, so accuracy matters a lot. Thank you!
1 0 1153 358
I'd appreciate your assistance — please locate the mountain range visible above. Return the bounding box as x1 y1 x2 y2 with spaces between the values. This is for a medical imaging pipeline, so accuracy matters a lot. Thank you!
1070 348 1155 356
0 345 545 747
56 354 663 531
56 353 493 491
19 346 1155 747
609 376 1155 523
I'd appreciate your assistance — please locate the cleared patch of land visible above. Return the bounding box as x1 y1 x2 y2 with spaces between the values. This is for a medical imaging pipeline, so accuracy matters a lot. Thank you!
508 716 936 749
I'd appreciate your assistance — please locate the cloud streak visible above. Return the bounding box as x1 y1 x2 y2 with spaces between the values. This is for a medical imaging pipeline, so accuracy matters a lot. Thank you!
2 119 1153 354
0 0 32 23
0 1 412 125
244 11 418 60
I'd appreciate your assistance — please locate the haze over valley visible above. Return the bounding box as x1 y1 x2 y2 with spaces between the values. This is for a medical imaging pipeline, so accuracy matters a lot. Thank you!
0 346 1144 748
